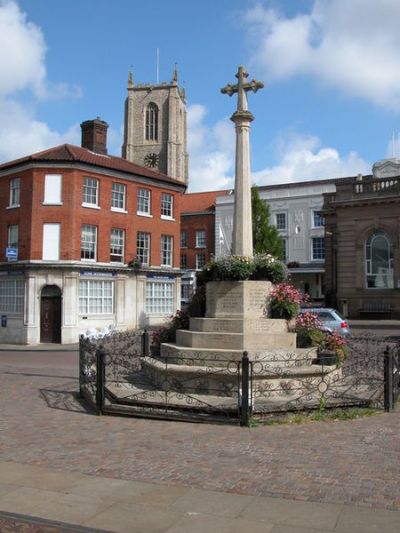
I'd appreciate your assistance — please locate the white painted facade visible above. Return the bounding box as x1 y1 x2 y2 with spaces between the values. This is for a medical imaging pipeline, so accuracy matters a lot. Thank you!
0 267 181 345
215 179 344 300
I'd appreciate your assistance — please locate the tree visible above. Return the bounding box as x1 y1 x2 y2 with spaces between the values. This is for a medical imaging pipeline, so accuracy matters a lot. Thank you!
251 185 284 259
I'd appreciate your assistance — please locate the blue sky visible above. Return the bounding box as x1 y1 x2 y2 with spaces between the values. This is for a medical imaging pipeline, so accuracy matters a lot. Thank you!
1 0 400 191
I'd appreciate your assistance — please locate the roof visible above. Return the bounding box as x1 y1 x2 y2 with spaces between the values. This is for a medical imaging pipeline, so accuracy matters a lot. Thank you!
181 190 229 214
0 144 186 188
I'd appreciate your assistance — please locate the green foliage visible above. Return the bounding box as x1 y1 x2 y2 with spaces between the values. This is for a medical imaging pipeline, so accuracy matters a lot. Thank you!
152 310 190 353
203 254 288 283
252 185 284 258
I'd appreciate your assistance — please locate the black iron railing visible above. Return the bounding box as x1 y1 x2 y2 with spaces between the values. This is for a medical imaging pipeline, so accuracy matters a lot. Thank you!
79 332 399 426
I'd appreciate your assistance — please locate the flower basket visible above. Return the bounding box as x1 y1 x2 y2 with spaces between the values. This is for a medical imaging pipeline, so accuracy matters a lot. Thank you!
296 335 313 348
271 307 292 320
316 350 337 366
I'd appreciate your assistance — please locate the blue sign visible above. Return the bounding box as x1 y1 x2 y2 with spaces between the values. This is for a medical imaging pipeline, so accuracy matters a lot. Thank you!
80 270 115 278
6 248 18 261
146 273 175 280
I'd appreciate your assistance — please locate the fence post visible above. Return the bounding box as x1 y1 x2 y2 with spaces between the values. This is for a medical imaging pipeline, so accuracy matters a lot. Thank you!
384 346 393 412
142 329 150 357
96 347 105 415
240 351 250 427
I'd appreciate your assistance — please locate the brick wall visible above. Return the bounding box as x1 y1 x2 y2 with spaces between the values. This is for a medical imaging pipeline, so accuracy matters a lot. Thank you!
0 166 182 267
181 212 215 270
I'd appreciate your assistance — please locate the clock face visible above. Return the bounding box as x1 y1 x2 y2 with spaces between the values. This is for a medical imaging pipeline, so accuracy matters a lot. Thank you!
144 152 159 168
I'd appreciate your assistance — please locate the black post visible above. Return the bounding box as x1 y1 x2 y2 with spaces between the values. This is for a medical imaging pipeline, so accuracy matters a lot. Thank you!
240 351 250 427
96 347 105 415
384 346 393 412
142 329 150 357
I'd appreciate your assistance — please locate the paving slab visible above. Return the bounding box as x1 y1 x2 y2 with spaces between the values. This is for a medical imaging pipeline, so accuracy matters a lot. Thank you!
84 501 182 533
170 487 254 517
335 504 400 533
240 496 342 530
165 512 274 533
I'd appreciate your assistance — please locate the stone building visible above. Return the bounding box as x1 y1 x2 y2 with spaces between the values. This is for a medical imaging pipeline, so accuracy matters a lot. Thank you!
122 67 188 184
0 119 185 345
214 179 348 300
180 190 228 271
322 159 400 318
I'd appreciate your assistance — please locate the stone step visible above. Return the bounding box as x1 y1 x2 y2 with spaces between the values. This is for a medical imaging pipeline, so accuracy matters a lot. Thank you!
175 329 296 350
190 317 289 334
160 343 317 366
141 356 339 397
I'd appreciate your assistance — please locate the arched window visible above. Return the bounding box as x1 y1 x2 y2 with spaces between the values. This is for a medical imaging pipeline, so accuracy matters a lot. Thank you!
366 231 393 288
145 103 158 141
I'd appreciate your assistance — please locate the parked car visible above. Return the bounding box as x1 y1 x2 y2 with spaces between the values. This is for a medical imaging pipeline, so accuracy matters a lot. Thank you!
298 308 350 336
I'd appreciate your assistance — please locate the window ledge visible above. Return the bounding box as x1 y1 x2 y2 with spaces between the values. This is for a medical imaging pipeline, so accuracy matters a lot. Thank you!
161 215 175 221
195 246 206 249
82 203 101 210
137 212 153 218
6 205 20 210
42 202 63 206
111 207 128 214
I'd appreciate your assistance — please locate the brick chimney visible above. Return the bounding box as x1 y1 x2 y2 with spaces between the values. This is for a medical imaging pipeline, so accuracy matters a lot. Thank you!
81 117 108 155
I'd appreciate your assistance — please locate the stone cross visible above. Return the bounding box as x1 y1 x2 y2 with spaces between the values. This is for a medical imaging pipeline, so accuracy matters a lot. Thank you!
221 66 264 257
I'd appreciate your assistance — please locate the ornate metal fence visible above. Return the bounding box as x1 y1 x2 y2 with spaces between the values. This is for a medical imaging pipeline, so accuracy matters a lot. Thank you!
79 332 398 425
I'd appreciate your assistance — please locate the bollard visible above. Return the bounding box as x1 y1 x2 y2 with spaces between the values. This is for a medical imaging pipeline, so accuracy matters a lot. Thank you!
240 351 250 427
384 346 393 412
96 347 105 415
142 329 150 357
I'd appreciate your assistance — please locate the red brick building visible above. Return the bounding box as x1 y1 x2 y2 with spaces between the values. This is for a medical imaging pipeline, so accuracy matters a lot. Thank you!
0 119 186 345
180 190 228 270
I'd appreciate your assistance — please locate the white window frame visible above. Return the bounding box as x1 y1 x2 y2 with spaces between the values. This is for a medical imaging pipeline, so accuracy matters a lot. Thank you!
82 177 100 208
161 235 173 267
145 281 174 314
42 223 60 260
281 238 288 263
7 224 18 249
161 193 174 219
137 188 151 216
81 225 97 261
196 253 206 270
43 174 62 205
137 232 150 266
311 237 325 261
180 231 187 248
275 212 287 231
366 231 394 289
110 228 125 263
0 279 25 314
111 183 126 212
196 230 206 248
313 211 324 228
79 279 114 315
8 178 20 208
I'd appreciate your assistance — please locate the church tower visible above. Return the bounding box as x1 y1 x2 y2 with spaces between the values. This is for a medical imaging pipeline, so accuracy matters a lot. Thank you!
122 67 188 184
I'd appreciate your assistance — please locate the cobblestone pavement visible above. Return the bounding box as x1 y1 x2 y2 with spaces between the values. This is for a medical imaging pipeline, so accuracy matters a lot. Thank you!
1 352 400 512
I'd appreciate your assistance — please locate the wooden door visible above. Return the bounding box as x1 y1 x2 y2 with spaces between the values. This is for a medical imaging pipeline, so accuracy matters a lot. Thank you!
40 296 61 343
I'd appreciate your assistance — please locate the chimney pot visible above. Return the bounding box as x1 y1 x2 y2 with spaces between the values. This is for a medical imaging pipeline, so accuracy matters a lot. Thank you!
81 118 108 155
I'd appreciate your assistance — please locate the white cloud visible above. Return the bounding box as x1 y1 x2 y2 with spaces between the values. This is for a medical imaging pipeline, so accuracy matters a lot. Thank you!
187 106 370 190
0 98 80 161
187 104 235 191
245 0 400 111
0 1 82 163
252 132 370 185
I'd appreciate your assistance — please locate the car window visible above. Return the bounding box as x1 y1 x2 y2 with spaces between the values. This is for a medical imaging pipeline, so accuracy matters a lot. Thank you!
317 312 333 321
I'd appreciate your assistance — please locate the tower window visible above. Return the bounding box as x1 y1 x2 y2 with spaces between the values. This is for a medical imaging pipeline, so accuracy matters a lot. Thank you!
145 103 159 141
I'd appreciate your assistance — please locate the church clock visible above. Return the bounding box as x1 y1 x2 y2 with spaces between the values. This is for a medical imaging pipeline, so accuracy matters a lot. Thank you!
144 152 159 168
